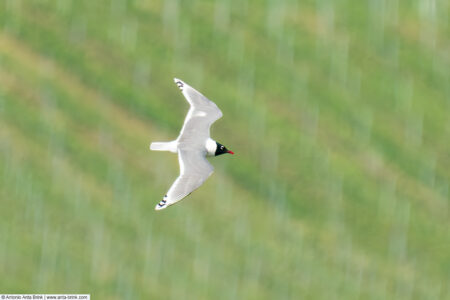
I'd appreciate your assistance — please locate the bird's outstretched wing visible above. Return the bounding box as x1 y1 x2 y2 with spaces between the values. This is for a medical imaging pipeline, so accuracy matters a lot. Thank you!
174 78 223 149
155 150 214 210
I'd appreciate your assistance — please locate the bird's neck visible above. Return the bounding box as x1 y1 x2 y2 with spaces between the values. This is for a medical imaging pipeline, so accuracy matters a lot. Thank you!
205 138 217 156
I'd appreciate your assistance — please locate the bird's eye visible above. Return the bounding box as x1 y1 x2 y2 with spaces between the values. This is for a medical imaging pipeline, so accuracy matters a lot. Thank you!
221 146 224 150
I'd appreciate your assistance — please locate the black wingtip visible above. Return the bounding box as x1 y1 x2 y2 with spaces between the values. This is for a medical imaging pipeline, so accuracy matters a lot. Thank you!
174 78 184 91
155 195 168 211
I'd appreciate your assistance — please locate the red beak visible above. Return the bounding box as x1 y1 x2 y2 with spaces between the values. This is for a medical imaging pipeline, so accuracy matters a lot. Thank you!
227 150 234 155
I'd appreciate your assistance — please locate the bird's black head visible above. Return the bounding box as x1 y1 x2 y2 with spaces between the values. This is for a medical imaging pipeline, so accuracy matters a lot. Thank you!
215 142 234 156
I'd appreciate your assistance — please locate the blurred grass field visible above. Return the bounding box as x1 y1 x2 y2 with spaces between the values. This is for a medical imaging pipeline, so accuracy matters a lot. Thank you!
0 0 449 299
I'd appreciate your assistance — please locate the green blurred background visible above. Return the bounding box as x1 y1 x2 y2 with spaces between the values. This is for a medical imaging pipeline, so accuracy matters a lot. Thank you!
0 0 449 299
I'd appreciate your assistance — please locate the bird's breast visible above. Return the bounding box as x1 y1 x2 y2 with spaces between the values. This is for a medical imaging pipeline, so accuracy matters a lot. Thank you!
205 138 217 156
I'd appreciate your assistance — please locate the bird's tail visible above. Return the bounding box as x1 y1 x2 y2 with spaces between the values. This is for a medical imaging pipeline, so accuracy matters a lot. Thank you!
149 141 178 153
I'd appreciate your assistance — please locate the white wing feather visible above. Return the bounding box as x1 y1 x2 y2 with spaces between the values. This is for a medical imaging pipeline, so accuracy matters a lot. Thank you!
166 150 213 205
174 78 223 149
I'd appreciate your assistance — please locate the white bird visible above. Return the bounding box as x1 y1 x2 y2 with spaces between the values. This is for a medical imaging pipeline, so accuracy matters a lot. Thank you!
150 78 234 210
